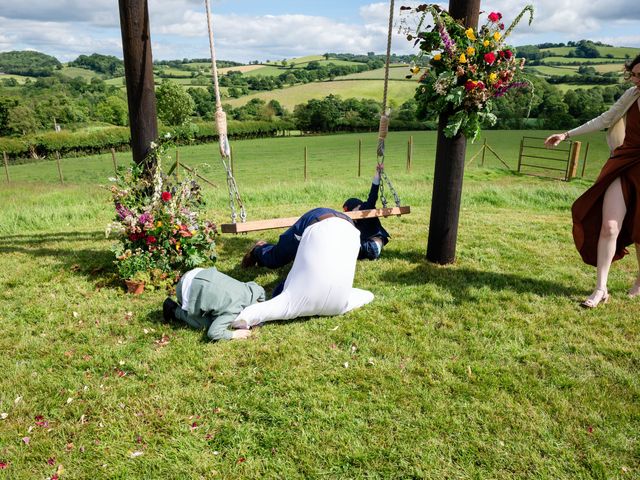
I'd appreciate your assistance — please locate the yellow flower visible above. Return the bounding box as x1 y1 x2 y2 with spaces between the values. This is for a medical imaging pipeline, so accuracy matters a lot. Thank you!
483 40 490 47
493 32 501 41
466 46 475 56
176 242 181 250
411 65 421 74
156 221 162 227
459 53 467 63
465 28 476 41
488 72 498 84
433 53 441 61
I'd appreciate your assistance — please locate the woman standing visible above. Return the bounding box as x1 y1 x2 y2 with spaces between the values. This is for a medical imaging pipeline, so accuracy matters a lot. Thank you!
545 54 640 307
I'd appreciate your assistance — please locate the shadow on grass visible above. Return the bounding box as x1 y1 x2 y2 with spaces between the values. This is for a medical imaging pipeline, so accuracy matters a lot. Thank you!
380 248 581 301
0 230 119 285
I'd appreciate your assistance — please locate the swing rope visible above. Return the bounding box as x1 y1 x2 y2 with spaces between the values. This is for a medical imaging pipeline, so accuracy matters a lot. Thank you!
376 0 401 208
204 0 246 224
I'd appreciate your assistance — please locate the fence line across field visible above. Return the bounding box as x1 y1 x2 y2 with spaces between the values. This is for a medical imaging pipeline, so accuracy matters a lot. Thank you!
2 134 592 185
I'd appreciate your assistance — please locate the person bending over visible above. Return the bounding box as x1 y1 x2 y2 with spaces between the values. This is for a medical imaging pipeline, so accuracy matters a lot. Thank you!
232 208 374 329
163 266 265 341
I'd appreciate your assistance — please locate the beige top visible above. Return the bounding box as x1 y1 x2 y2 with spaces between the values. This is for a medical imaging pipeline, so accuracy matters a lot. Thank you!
568 86 640 152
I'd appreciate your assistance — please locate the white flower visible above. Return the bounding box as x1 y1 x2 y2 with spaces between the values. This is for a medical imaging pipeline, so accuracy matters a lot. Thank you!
164 132 171 139
150 141 158 149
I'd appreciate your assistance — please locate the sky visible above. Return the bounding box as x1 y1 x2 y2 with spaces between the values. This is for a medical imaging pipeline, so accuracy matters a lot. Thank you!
0 0 639 63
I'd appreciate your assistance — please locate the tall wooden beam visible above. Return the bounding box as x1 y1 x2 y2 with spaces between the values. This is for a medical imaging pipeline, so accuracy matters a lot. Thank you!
426 0 480 265
118 0 158 167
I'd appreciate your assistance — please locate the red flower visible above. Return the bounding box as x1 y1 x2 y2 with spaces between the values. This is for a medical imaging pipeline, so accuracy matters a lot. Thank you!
0 461 8 469
161 191 172 202
476 81 486 90
484 52 497 65
488 12 502 22
499 23 505 30
503 49 513 60
464 80 478 91
146 236 157 245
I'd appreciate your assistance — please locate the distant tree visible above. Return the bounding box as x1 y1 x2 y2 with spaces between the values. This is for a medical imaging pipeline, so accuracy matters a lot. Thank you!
574 40 600 58
0 50 61 77
8 104 39 135
69 53 124 76
96 95 128 126
0 97 16 135
155 81 195 126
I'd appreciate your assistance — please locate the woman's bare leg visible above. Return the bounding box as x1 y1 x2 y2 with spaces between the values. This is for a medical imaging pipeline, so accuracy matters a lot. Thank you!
629 243 640 297
585 178 626 305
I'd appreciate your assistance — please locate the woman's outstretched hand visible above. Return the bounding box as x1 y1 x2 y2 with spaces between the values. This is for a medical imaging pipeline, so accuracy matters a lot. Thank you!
544 132 568 148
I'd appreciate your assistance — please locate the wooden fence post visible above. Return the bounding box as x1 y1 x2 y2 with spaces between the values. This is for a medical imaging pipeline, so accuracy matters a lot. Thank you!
55 151 64 185
3 151 9 183
517 138 524 173
358 139 362 177
111 148 118 176
175 148 180 181
406 136 413 173
581 142 590 178
304 146 308 181
567 141 581 181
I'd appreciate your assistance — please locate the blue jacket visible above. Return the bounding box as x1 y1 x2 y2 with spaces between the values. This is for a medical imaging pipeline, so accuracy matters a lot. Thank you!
354 182 390 259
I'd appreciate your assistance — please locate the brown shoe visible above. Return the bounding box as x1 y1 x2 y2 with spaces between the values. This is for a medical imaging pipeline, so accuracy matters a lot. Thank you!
241 240 266 268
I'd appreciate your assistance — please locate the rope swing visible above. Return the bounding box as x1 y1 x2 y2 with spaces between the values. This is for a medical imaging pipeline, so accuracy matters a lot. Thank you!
204 0 246 224
376 0 401 208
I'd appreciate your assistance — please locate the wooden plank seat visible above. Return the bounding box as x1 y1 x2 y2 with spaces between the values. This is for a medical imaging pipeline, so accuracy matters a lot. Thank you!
220 206 411 234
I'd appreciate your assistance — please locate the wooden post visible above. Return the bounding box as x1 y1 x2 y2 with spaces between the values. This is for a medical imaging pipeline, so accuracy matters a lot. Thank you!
406 136 413 173
3 151 9 183
111 148 118 176
358 139 362 177
567 141 581 181
480 138 487 166
175 148 180 180
304 146 308 181
517 137 524 173
55 151 64 185
118 0 158 169
426 0 480 265
581 142 589 178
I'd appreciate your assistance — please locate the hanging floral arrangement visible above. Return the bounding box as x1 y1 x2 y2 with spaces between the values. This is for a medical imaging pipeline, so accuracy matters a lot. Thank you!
401 4 534 140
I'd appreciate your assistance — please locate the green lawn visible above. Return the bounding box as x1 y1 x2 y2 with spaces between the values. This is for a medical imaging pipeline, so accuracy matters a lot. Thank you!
0 131 638 479
59 66 99 80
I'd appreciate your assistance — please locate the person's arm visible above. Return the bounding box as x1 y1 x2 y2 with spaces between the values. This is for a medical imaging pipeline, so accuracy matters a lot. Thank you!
361 167 382 209
206 312 251 341
545 87 637 147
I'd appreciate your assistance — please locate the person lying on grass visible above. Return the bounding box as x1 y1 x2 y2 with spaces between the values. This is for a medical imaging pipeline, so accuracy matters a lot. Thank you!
342 164 391 260
162 267 265 341
231 207 374 330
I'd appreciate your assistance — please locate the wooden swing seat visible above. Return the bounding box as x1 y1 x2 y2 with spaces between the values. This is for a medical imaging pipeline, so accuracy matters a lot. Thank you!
220 206 411 234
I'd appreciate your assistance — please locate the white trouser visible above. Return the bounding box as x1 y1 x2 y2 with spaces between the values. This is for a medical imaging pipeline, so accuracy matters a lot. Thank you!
235 217 374 326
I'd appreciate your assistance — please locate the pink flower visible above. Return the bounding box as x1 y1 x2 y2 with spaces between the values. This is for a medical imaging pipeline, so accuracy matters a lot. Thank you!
161 191 172 202
484 52 497 65
0 461 8 469
488 12 502 22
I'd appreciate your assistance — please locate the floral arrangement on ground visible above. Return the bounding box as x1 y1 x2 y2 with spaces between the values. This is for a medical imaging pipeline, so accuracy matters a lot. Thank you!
401 4 534 140
106 137 217 289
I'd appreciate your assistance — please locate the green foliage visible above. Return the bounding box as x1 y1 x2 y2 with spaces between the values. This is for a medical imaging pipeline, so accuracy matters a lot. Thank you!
0 50 61 77
69 53 124 76
7 104 38 135
95 95 129 126
156 81 195 126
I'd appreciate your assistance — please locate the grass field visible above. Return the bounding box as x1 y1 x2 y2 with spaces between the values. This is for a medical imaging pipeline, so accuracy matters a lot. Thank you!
225 78 418 110
1 129 638 479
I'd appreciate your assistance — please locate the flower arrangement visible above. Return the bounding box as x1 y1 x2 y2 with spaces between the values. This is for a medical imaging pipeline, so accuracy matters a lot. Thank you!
401 4 534 140
106 136 217 287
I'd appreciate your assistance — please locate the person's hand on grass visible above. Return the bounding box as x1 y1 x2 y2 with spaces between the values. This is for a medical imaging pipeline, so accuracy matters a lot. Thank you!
232 329 252 340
